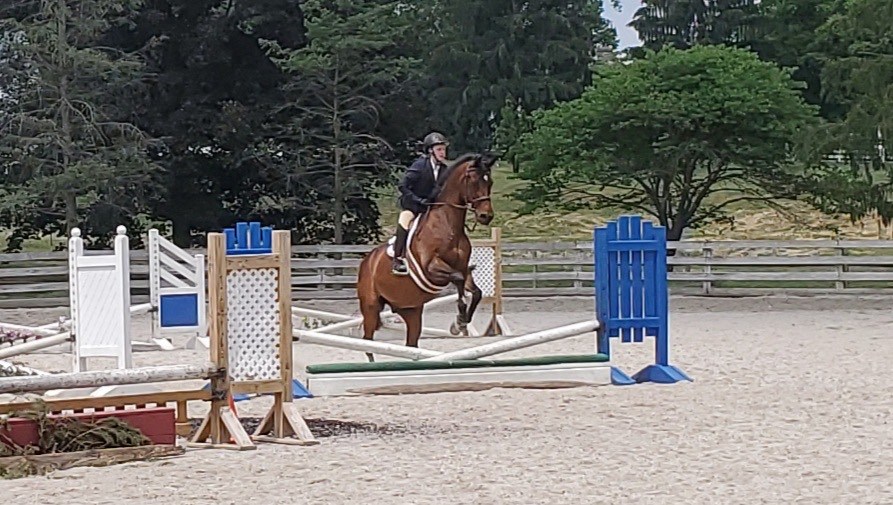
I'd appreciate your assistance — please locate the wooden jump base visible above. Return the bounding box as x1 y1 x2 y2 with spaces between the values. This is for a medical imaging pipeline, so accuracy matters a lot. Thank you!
299 215 692 396
0 363 249 449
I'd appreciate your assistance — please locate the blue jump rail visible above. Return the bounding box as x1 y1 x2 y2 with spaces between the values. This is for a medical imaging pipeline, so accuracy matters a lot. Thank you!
594 215 692 385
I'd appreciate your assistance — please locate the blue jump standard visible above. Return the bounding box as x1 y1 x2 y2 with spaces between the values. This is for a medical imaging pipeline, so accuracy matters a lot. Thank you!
595 215 691 385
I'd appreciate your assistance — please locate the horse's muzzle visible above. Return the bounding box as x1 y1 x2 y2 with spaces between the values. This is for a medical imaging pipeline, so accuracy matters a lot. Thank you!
476 210 493 225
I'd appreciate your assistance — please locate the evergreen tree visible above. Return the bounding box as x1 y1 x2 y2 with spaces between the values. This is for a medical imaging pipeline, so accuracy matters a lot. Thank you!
630 0 762 52
422 0 615 153
0 0 162 251
103 0 306 246
266 0 424 244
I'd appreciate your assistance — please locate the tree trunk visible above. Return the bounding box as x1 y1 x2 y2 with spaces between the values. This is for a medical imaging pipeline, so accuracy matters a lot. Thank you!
666 225 684 272
332 65 344 245
57 2 78 235
170 213 192 248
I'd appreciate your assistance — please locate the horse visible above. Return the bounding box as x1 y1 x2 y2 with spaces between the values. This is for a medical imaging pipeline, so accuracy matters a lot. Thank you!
355 152 498 361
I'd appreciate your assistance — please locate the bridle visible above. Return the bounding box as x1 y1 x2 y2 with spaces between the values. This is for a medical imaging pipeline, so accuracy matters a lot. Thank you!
427 161 492 231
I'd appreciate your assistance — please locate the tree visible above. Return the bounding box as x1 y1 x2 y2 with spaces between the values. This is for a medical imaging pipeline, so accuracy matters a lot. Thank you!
796 0 893 224
630 0 762 52
750 0 847 121
102 0 307 247
265 0 422 244
421 0 616 153
0 0 162 251
510 45 820 240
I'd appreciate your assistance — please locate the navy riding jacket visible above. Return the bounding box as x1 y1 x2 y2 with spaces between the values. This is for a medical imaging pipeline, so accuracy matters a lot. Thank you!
398 155 447 213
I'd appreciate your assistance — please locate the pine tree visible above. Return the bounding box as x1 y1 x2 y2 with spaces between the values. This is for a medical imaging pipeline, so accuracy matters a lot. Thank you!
423 0 615 152
267 0 423 244
0 0 161 250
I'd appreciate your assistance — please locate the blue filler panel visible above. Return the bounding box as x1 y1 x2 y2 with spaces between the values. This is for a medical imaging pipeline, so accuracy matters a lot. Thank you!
159 294 199 327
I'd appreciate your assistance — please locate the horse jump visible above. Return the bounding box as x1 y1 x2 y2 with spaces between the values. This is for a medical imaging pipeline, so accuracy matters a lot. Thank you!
292 226 511 343
300 215 692 396
0 225 208 367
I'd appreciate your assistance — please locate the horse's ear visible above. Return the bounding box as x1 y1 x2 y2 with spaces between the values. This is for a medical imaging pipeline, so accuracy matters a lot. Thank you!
480 152 499 170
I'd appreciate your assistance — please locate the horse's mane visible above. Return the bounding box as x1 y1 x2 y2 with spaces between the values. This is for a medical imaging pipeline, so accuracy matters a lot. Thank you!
430 152 488 202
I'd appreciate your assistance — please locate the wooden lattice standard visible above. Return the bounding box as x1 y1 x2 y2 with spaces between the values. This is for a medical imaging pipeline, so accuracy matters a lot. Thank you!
189 224 317 449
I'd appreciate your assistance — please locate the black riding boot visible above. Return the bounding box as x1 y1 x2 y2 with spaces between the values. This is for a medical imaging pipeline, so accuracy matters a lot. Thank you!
392 224 409 276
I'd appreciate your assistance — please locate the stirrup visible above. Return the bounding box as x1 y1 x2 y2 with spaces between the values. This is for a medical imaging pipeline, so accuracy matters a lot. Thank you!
392 258 408 276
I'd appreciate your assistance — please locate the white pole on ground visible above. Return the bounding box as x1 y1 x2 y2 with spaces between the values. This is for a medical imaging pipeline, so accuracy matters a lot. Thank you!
295 330 442 360
292 307 357 322
381 323 456 338
420 320 601 362
0 323 61 338
0 332 72 360
130 303 153 315
0 359 50 376
314 317 365 333
294 294 459 337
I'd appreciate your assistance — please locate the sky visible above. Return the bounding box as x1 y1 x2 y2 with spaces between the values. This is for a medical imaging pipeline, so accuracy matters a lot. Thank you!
603 0 643 49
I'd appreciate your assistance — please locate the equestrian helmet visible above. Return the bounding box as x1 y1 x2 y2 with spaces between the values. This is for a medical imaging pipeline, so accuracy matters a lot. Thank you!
423 132 449 152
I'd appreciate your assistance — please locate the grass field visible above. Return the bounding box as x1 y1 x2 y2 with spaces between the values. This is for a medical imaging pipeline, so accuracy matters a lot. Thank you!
376 162 893 243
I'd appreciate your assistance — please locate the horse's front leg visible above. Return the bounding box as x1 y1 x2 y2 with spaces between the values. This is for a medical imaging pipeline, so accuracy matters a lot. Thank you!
464 270 483 330
427 257 472 336
450 275 469 336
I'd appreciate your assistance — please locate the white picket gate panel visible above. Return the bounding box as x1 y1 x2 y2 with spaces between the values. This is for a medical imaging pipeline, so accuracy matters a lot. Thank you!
68 226 132 372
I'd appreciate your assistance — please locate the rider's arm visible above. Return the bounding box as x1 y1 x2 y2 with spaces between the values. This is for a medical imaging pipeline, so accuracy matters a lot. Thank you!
399 162 430 205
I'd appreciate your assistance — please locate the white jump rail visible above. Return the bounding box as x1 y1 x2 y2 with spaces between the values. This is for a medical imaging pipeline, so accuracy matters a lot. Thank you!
297 319 599 363
420 320 600 362
292 295 456 337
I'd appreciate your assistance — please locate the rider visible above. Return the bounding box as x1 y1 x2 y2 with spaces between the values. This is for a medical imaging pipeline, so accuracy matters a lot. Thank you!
392 131 450 275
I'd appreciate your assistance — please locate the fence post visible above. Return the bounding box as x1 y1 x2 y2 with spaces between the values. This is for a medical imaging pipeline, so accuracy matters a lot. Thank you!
703 246 713 295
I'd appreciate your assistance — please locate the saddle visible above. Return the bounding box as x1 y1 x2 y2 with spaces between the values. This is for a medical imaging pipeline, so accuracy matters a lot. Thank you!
385 216 449 294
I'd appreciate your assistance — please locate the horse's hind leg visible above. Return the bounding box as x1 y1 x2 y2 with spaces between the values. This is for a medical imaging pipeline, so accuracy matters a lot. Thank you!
450 277 469 336
357 252 384 362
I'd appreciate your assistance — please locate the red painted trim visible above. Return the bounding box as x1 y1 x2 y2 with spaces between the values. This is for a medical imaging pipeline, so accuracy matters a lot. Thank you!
1 407 177 448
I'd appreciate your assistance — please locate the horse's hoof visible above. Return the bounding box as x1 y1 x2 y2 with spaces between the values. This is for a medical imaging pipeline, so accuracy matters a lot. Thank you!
450 321 469 336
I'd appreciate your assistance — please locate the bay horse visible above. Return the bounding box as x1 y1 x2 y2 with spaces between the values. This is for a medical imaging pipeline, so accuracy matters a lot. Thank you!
356 152 498 361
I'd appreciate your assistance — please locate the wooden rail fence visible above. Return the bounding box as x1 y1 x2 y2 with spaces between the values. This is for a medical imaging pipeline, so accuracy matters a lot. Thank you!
1 238 893 308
